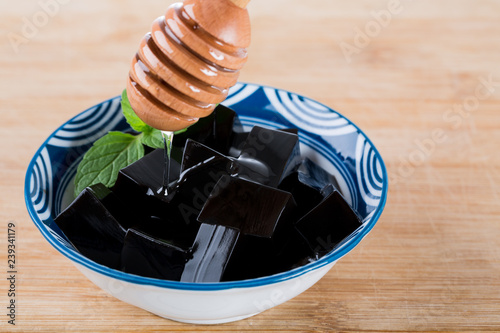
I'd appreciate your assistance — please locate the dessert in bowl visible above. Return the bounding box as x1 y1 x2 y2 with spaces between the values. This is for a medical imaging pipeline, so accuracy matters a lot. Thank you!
25 82 387 324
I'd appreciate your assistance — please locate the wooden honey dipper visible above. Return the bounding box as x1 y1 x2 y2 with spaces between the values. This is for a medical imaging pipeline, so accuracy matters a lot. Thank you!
126 0 251 132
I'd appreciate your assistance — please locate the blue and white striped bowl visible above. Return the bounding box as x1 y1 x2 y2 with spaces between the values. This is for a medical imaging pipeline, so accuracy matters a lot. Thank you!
25 83 388 324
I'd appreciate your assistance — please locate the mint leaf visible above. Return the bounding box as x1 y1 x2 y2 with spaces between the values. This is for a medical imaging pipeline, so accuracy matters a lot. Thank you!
121 89 153 133
74 89 203 197
74 131 144 197
140 130 164 149
141 127 192 149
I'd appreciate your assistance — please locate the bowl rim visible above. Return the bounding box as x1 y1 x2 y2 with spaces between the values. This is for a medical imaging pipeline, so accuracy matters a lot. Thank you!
25 82 388 291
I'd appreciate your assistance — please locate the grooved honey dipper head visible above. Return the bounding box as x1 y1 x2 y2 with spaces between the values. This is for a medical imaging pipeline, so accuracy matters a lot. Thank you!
126 0 251 131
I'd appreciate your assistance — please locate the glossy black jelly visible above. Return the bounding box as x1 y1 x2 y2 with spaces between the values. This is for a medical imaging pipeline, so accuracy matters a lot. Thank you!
167 139 236 229
54 107 362 282
236 126 301 187
279 157 341 218
121 228 190 280
198 175 296 238
197 175 313 281
112 149 200 249
54 184 127 269
181 224 240 282
295 190 362 258
174 104 242 155
296 157 341 193
230 128 299 158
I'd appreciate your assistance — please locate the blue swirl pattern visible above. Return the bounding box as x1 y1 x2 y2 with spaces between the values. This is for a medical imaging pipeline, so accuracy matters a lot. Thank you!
48 98 123 148
30 147 53 221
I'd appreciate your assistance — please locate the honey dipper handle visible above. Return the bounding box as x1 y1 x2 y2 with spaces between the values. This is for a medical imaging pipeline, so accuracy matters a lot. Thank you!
228 0 250 8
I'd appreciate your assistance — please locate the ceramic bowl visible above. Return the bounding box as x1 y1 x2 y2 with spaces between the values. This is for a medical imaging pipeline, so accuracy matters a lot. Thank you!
25 83 388 324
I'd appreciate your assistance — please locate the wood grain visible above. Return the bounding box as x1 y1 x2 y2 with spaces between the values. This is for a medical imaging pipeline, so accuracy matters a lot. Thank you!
229 0 251 9
1 0 500 331
126 0 250 131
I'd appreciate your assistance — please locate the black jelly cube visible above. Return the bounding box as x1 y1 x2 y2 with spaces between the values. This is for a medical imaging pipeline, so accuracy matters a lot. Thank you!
128 213 197 250
181 224 240 282
279 158 341 218
237 126 301 187
222 226 312 281
113 140 234 247
85 183 141 230
111 148 199 249
229 128 299 158
227 129 247 157
295 190 362 257
112 148 181 199
180 139 234 173
174 104 242 155
54 184 127 269
198 175 296 238
221 235 272 281
121 229 189 280
279 172 324 219
297 158 341 193
169 140 234 218
218 173 312 280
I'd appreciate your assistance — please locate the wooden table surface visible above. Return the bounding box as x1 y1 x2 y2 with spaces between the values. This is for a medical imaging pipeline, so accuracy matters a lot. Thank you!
2 0 500 331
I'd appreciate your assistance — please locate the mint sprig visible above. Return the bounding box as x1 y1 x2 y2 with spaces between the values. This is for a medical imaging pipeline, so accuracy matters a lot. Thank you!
73 90 187 197
73 131 144 196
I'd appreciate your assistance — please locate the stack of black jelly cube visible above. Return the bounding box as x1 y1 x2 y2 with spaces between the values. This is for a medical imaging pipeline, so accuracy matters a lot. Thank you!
55 105 362 282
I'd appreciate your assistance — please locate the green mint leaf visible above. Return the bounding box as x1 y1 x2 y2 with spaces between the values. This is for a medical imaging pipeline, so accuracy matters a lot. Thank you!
140 129 164 149
73 89 205 197
141 127 193 149
121 89 154 133
74 131 144 197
